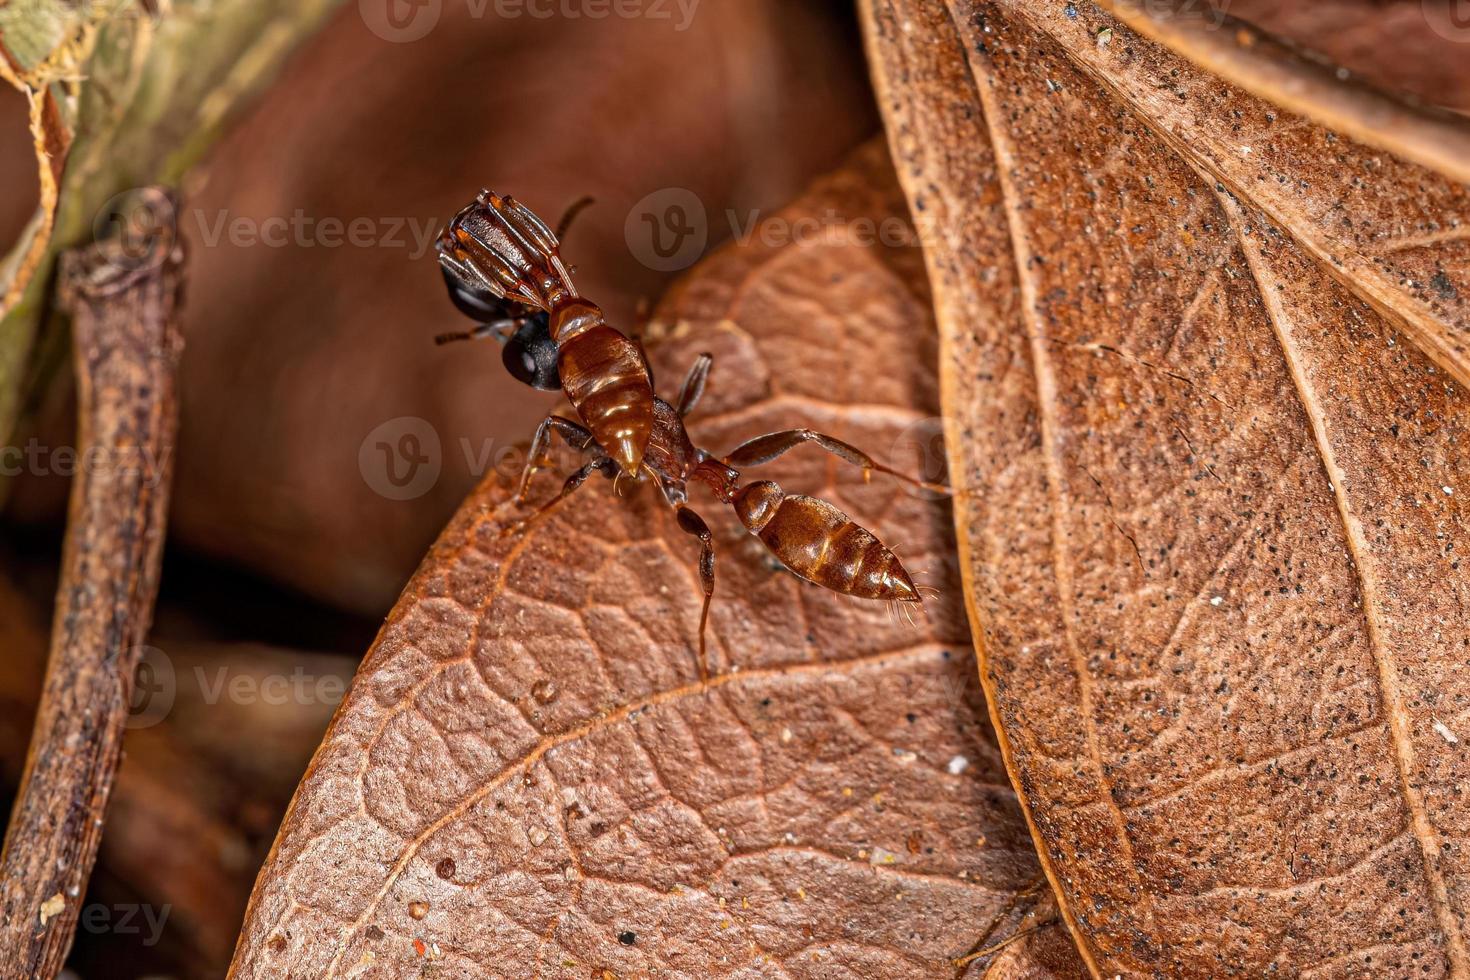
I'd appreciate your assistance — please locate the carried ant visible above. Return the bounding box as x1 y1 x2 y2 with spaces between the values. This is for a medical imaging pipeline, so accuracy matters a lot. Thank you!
436 193 944 677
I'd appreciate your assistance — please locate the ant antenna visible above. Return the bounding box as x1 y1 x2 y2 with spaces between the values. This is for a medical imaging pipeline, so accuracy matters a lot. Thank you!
556 195 596 241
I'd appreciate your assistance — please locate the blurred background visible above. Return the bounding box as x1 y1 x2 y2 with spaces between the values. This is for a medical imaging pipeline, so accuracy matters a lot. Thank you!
1 0 1467 975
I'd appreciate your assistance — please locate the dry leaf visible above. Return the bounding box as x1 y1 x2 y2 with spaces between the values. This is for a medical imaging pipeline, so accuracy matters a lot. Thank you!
1223 0 1470 111
1087 0 1470 187
230 143 1082 977
865 0 1470 975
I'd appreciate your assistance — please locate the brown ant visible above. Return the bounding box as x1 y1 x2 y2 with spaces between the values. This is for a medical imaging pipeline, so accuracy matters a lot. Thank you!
437 194 943 677
437 192 653 472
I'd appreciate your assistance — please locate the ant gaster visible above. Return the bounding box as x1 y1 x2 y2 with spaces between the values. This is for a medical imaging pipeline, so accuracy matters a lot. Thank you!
437 194 942 677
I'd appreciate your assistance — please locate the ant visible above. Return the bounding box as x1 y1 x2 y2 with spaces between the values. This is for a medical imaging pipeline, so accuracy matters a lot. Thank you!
437 193 943 677
436 192 653 473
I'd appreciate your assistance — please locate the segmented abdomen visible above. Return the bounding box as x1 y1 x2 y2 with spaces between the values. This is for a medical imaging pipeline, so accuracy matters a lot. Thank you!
732 481 917 601
558 325 654 472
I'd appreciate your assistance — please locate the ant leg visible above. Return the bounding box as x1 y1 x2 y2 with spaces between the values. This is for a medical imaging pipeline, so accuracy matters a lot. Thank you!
501 460 601 540
673 505 716 682
555 195 596 241
518 415 597 502
434 318 520 346
722 428 948 495
675 353 713 417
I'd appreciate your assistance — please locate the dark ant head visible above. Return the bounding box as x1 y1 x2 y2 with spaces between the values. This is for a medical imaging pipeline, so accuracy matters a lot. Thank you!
440 264 508 321
436 192 576 311
502 315 562 391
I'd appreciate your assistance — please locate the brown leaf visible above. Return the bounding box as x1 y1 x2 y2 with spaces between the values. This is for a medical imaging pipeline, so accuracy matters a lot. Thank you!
865 0 1470 975
1087 0 1470 188
230 143 1082 977
1223 0 1470 112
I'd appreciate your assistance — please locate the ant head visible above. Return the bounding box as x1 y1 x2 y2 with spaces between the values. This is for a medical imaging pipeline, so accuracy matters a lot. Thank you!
501 315 562 392
435 193 576 311
440 264 507 321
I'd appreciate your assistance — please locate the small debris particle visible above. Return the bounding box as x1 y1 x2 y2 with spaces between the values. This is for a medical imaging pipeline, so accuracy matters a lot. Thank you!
408 901 430 920
871 848 899 865
565 865 579 881
413 939 427 957
1210 596 1223 606
893 747 918 765
1434 719 1460 745
947 754 969 775
366 925 385 941
842 787 853 797
975 835 988 847
1444 486 1455 496
780 727 794 744
531 679 559 704
797 887 807 900
268 934 288 953
528 826 550 846
39 894 64 926
720 919 732 929
907 832 923 854
1096 26 1113 47
427 941 443 961
435 857 456 880
618 930 637 946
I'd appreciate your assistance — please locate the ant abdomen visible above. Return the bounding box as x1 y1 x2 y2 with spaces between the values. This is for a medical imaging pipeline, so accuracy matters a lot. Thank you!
557 324 655 471
733 481 919 602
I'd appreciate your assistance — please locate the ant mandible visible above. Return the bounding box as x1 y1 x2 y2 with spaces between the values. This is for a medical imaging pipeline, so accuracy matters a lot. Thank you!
436 193 942 678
